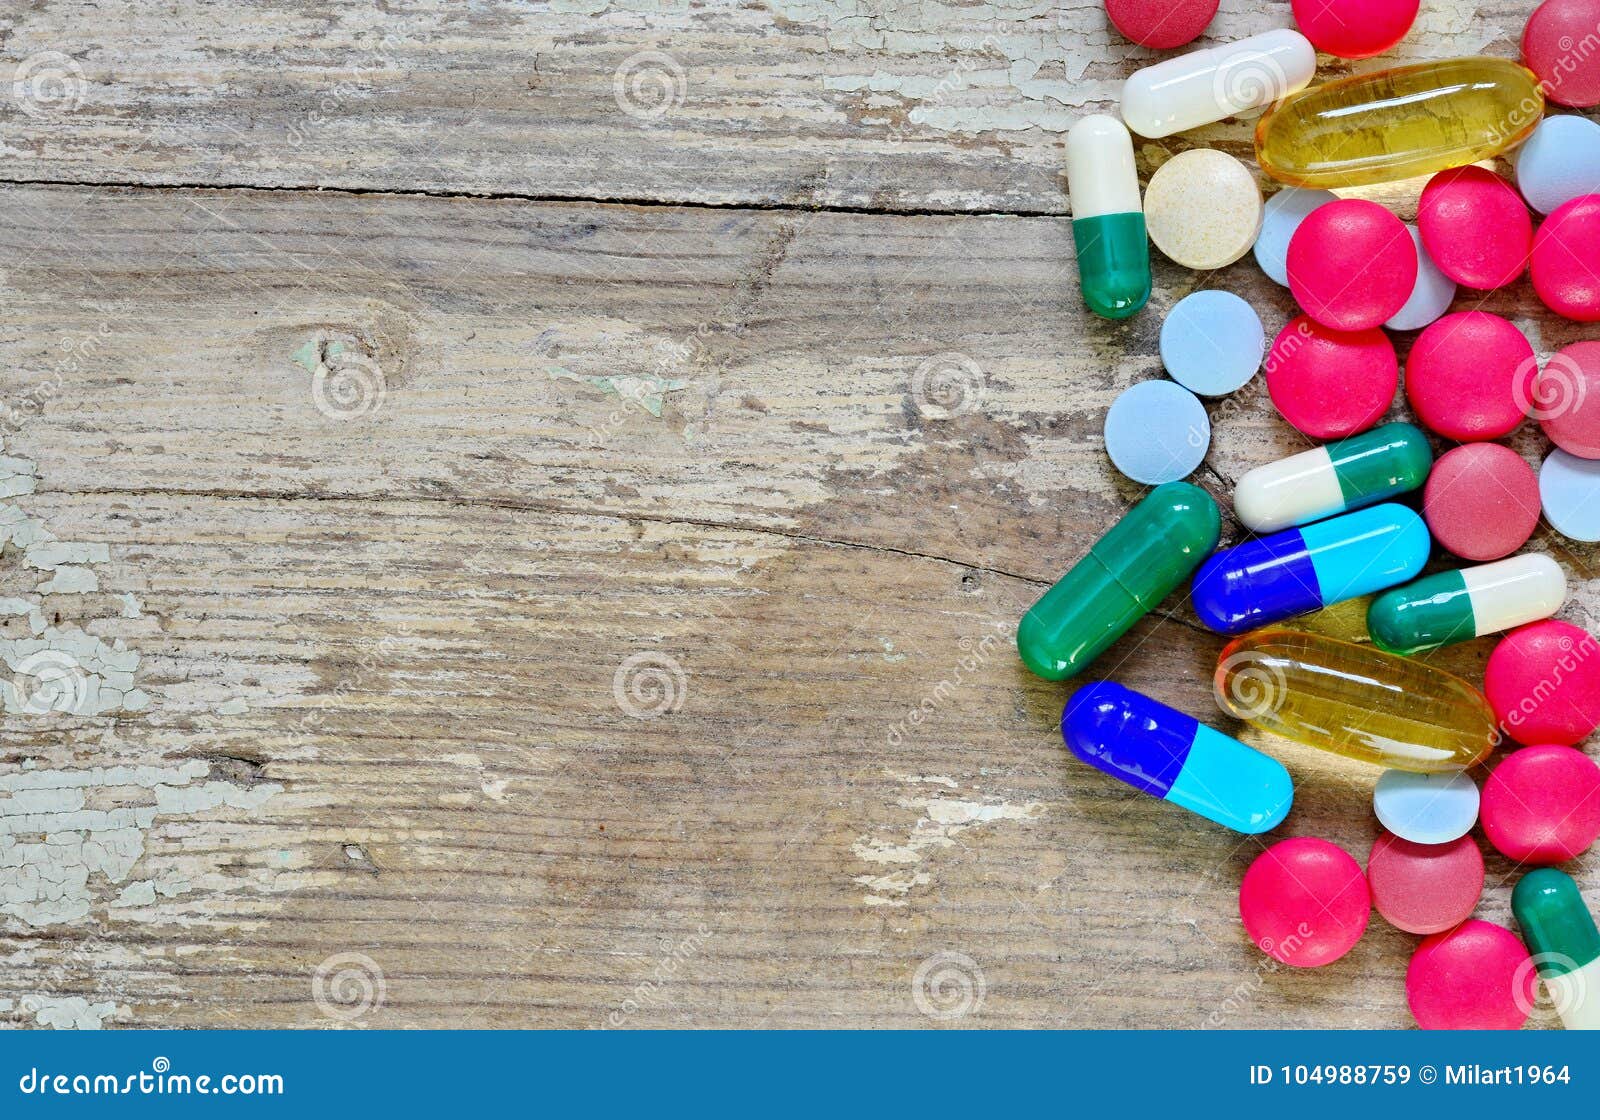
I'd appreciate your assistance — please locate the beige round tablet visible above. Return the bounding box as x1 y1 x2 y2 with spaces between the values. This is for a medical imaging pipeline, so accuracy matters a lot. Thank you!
1143 149 1264 270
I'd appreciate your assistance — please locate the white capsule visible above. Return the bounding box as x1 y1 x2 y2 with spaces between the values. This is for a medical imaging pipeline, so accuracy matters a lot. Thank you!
1065 114 1141 220
1234 447 1345 533
1121 29 1317 140
1461 554 1568 636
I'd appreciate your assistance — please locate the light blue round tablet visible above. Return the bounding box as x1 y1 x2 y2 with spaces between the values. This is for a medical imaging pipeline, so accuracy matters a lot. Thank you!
1104 380 1210 486
1385 223 1457 331
1253 187 1338 287
1373 769 1479 845
1516 114 1600 215
1159 290 1264 397
1541 448 1600 542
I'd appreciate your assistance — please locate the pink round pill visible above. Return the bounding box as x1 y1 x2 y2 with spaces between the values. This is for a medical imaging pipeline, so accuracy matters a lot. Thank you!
1532 195 1600 321
1419 167 1532 290
1524 0 1600 107
1287 199 1417 331
1481 744 1600 863
1539 341 1600 459
1406 920 1535 1030
1423 443 1541 561
1486 620 1600 746
1292 0 1419 58
1105 0 1219 48
1404 311 1536 440
1266 316 1397 439
1367 832 1484 935
1240 837 1370 968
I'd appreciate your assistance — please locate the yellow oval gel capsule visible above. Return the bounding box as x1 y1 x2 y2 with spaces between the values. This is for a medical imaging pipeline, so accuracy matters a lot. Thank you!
1214 628 1498 772
1255 58 1545 188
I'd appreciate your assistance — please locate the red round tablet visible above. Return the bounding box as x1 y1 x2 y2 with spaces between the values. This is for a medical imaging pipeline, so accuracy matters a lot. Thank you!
1368 832 1484 935
1404 311 1536 440
1240 837 1370 968
1287 199 1417 331
1532 194 1600 321
1105 0 1219 49
1422 443 1541 561
1524 0 1600 107
1486 620 1600 746
1406 920 1535 1030
1539 341 1600 459
1292 0 1419 58
1266 316 1397 439
1481 744 1600 863
1419 167 1532 290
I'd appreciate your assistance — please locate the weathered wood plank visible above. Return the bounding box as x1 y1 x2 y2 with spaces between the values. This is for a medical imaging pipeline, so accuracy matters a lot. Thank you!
0 0 1543 211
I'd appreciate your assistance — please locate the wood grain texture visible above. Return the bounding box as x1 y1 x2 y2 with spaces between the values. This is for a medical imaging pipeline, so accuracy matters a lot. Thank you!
0 0 1596 1030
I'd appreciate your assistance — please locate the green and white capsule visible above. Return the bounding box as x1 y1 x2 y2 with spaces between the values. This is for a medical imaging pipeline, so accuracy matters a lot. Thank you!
1369 554 1567 655
1513 868 1600 1031
1234 422 1433 533
1066 115 1151 321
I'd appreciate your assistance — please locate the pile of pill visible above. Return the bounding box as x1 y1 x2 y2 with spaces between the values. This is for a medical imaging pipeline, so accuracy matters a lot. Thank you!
1028 0 1600 1030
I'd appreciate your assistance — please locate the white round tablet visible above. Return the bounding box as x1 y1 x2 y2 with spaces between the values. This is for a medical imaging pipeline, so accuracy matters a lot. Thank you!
1384 223 1457 331
1541 448 1600 542
1104 380 1210 486
1373 769 1480 846
1516 114 1600 215
1253 187 1337 286
1144 150 1263 271
1159 291 1264 397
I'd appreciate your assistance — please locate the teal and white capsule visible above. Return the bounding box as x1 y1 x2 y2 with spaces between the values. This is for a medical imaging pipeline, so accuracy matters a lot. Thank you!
1369 554 1568 655
1513 869 1600 1031
1234 422 1433 534
1066 115 1151 321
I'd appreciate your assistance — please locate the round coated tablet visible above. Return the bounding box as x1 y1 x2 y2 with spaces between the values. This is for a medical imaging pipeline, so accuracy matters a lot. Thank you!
1515 115 1600 215
1540 448 1600 542
1539 341 1600 459
1482 745 1600 863
1105 0 1219 49
1423 443 1542 561
1266 316 1397 439
1532 194 1600 321
1104 380 1210 485
1373 768 1481 845
1144 150 1264 271
1159 291 1264 397
1385 223 1457 331
1404 312 1536 440
1292 0 1419 58
1524 0 1600 107
1287 199 1416 331
1406 920 1535 1030
1239 837 1369 968
1367 832 1484 935
1487 620 1600 746
1419 166 1532 290
1254 187 1338 287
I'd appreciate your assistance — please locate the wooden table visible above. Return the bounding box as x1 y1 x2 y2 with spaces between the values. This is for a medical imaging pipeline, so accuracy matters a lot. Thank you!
0 0 1592 1029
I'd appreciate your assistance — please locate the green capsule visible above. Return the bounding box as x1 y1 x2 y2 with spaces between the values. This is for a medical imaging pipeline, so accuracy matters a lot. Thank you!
1512 869 1600 1030
1018 482 1220 680
1066 116 1151 321
1368 554 1567 655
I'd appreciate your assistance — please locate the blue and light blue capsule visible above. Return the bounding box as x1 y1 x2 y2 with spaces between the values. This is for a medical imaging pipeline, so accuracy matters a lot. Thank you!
1061 682 1293 834
1191 503 1430 635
